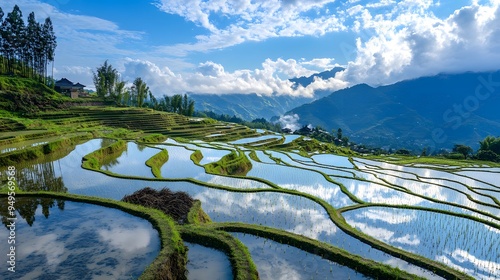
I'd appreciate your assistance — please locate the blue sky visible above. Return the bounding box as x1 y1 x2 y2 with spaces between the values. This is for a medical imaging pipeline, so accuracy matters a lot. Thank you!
2 0 500 97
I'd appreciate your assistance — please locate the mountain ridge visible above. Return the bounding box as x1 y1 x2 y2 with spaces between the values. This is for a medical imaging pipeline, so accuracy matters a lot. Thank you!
287 70 500 151
190 68 345 120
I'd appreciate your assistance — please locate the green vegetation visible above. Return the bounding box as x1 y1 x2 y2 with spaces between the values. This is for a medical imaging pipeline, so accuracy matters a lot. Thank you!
276 136 354 156
81 139 127 169
140 133 167 143
477 136 500 162
211 223 425 280
187 200 212 224
0 133 90 166
180 225 259 280
0 191 187 280
196 111 282 132
190 150 203 164
0 75 492 280
0 5 56 83
204 150 253 176
145 149 169 178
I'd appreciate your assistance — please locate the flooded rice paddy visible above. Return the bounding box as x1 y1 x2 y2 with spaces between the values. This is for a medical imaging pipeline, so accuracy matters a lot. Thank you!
1 137 499 279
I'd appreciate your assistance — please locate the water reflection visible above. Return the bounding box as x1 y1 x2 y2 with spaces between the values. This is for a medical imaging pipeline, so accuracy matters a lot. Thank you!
102 142 159 177
185 242 232 280
0 197 64 227
231 232 370 280
344 207 500 280
0 198 160 279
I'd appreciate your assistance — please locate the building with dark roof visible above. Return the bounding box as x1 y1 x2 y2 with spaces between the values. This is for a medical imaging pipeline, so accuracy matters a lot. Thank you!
55 78 86 98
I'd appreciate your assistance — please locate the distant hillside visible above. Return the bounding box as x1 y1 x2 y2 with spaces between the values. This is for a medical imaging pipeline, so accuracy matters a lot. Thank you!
190 93 311 120
287 71 500 152
191 68 344 120
289 67 344 88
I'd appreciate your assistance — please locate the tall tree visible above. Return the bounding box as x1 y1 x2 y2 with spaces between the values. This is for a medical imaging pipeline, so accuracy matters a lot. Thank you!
114 79 126 105
25 12 38 78
0 7 5 74
3 5 24 74
187 100 195 116
133 77 149 107
93 60 117 98
148 91 158 110
182 94 188 115
42 17 56 84
162 95 172 112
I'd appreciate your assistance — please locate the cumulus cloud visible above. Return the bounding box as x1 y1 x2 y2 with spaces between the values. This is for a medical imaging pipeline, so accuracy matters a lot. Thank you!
122 58 348 97
340 0 500 86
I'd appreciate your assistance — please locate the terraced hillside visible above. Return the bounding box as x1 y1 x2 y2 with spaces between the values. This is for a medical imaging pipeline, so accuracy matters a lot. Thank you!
33 106 261 140
1 106 498 280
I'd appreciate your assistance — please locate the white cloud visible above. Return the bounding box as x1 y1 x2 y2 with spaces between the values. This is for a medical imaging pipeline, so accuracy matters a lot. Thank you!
300 58 337 71
278 114 301 131
122 57 348 97
154 0 345 54
340 0 500 86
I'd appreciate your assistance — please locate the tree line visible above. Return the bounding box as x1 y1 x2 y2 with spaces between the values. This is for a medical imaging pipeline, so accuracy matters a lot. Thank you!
194 111 282 132
455 136 500 162
92 60 195 116
0 5 56 84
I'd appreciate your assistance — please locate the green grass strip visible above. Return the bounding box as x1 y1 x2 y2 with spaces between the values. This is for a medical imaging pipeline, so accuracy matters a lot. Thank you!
145 149 169 178
0 133 92 166
204 149 253 176
81 139 127 169
179 225 259 280
339 203 500 231
209 222 426 280
0 191 187 280
187 200 212 225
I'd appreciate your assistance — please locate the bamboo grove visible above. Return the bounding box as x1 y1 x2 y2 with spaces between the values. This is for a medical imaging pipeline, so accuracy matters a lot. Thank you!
0 5 57 85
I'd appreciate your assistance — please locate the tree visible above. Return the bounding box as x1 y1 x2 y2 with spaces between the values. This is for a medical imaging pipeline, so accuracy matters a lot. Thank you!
122 87 131 106
187 100 195 116
337 128 342 140
161 95 172 112
2 5 24 74
479 136 500 155
93 60 118 98
453 144 473 159
148 91 158 110
0 7 5 74
25 12 41 79
114 79 126 105
133 77 149 107
42 17 56 84
171 94 182 113
182 94 188 115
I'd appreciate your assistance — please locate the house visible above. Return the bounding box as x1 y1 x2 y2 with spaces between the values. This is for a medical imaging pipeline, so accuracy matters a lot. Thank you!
55 78 86 98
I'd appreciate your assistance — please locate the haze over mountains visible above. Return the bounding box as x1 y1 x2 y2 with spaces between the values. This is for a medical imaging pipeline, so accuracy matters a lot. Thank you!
192 69 500 152
190 67 345 120
288 70 500 152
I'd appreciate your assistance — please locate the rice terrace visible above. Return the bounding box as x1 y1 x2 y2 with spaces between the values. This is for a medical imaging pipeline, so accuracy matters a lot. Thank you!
0 103 499 279
1 1 500 280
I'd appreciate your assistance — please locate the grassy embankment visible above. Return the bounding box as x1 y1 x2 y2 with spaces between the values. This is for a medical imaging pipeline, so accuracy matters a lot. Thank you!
204 150 253 176
0 188 188 280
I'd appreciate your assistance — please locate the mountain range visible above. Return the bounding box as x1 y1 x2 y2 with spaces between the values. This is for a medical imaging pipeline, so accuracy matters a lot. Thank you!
287 71 500 151
190 67 345 120
191 68 500 151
